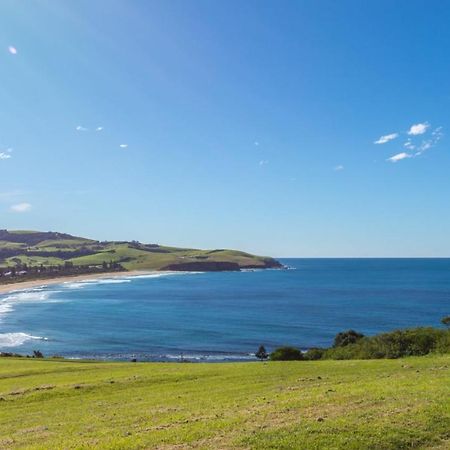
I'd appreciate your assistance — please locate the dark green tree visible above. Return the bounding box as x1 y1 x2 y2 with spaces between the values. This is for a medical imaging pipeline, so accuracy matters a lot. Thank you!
255 345 268 360
441 316 450 328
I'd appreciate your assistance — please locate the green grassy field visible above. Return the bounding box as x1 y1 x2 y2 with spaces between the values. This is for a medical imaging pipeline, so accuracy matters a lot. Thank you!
0 355 449 449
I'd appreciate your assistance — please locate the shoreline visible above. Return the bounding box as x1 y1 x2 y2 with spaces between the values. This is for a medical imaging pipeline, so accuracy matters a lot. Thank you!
0 270 158 295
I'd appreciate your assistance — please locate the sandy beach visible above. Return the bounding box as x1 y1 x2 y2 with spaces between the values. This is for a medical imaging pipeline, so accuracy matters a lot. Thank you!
0 270 157 295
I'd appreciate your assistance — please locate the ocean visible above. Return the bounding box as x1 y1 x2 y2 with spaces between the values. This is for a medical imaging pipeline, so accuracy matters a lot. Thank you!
0 258 449 361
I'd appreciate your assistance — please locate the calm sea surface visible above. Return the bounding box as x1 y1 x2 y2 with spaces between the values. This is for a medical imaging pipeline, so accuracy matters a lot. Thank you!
0 259 449 361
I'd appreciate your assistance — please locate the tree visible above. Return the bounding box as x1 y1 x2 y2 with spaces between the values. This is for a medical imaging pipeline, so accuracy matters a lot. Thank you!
33 350 44 358
255 345 268 360
270 346 304 361
333 330 365 347
441 316 450 328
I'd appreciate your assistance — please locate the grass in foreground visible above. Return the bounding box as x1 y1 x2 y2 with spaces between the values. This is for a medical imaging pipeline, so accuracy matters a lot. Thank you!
0 355 449 449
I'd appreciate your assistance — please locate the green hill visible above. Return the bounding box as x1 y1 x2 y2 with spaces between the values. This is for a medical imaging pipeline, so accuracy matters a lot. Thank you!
0 229 282 273
0 355 448 449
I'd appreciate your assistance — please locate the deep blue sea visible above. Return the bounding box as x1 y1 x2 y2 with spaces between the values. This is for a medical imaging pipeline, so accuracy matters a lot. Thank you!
0 259 449 361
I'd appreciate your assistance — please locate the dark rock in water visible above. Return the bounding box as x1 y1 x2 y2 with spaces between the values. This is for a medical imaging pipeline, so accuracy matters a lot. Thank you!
161 258 283 272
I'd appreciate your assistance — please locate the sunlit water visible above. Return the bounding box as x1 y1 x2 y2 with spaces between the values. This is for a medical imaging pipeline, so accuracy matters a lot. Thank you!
0 259 449 361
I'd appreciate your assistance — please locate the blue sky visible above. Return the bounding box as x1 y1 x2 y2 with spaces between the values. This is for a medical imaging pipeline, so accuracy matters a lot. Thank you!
1 0 450 257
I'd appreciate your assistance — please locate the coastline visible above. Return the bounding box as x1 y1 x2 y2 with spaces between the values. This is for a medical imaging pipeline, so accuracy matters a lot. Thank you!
0 270 157 296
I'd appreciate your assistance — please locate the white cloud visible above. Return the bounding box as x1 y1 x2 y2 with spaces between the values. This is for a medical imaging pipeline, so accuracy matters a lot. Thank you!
374 133 398 144
10 202 31 212
414 127 444 156
76 125 88 131
96 126 103 132
387 152 412 163
408 122 429 136
259 160 268 166
8 46 17 55
333 165 344 171
385 126 443 163
0 152 11 160
119 144 128 148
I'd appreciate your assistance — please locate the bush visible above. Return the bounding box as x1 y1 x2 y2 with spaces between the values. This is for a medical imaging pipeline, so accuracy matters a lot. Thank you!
333 330 365 347
270 346 304 361
304 347 325 360
323 327 450 360
435 331 450 353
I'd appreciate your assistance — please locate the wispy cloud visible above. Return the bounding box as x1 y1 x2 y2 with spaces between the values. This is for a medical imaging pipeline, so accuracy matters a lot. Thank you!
119 144 128 149
0 148 12 159
76 125 88 131
432 126 443 136
387 152 412 163
333 165 344 171
259 160 268 166
374 133 399 145
254 141 259 146
95 126 104 132
380 124 443 163
8 46 17 55
0 190 22 202
414 126 444 156
408 122 429 136
10 202 31 213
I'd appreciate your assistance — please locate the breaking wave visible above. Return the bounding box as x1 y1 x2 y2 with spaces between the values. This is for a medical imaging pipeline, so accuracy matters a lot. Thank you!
0 332 48 348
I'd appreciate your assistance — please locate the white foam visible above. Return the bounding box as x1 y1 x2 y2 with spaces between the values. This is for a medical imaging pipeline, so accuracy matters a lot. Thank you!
3 290 55 303
63 282 87 289
0 332 47 348
63 278 131 289
126 271 204 280
96 279 131 284
0 289 61 322
62 272 204 289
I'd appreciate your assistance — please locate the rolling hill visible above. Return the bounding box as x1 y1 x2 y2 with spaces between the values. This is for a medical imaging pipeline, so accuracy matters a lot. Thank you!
0 230 282 273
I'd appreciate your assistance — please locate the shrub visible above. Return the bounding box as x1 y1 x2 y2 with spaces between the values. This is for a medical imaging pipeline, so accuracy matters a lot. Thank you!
33 350 44 358
304 347 325 360
435 331 450 353
333 330 365 347
369 328 442 358
270 346 304 361
323 327 449 360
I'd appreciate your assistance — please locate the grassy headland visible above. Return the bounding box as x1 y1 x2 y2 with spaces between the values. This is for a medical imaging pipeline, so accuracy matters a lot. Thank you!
0 355 449 449
0 230 282 286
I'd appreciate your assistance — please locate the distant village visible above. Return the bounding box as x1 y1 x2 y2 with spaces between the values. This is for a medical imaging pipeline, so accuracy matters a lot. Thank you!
0 261 124 285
